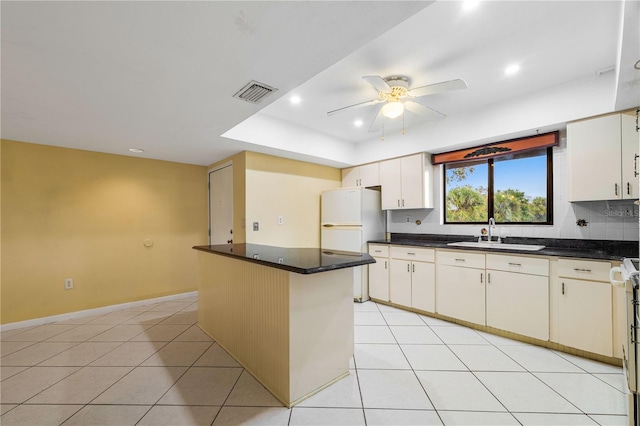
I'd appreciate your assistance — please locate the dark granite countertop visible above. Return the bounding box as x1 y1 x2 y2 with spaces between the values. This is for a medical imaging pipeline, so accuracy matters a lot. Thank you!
369 233 638 261
193 243 374 274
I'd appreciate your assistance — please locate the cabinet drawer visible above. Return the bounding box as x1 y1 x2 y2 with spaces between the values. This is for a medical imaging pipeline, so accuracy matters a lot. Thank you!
558 258 612 282
486 254 549 277
437 250 485 269
368 244 389 257
391 246 434 262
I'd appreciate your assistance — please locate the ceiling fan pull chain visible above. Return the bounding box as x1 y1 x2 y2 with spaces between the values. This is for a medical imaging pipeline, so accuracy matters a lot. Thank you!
402 111 405 135
381 119 385 141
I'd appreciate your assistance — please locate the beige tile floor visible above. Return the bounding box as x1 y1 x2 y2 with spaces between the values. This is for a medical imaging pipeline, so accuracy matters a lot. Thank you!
0 295 629 425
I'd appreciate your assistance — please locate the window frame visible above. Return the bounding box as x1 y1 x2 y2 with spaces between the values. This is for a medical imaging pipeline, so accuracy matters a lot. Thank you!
442 146 554 225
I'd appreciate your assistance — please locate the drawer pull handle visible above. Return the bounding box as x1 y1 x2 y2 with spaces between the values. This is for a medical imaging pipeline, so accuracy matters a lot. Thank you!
407 252 416 255
374 250 382 253
508 262 522 266
573 268 592 273
455 258 466 262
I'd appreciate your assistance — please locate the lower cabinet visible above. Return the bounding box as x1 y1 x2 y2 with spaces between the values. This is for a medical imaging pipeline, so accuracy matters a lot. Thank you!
368 245 390 301
436 250 486 326
553 259 614 357
369 244 619 359
486 254 549 341
388 246 436 313
556 279 612 356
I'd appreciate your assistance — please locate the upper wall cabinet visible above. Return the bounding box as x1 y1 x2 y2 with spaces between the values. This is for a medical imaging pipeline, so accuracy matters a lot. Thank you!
341 163 380 188
568 111 639 202
379 153 434 210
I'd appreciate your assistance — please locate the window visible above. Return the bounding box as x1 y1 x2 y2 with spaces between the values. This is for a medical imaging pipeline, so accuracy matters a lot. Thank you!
440 137 555 225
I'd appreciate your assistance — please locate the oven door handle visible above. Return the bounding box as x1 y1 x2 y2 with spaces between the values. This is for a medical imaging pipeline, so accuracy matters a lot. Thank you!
610 266 627 287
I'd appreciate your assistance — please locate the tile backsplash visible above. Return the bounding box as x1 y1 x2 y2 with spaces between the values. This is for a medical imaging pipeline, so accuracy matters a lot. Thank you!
388 137 640 242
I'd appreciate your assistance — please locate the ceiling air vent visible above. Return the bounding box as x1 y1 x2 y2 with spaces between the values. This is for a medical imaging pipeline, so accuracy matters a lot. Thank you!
233 80 278 104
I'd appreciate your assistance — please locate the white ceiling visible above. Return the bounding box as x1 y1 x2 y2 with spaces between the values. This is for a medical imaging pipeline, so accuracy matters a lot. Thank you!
2 1 639 168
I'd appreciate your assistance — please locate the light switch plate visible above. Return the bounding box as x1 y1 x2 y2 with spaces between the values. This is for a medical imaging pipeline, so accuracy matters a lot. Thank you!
253 222 259 231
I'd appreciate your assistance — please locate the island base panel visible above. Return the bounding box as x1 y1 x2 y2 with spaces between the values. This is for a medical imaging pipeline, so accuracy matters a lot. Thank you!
197 252 354 407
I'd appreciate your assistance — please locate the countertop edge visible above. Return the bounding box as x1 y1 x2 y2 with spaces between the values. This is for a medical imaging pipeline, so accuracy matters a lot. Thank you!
367 239 629 261
193 245 375 274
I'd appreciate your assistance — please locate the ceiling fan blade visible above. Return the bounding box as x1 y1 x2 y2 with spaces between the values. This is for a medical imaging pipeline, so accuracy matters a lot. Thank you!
362 75 392 93
407 79 468 98
326 99 384 117
404 100 446 118
367 105 385 133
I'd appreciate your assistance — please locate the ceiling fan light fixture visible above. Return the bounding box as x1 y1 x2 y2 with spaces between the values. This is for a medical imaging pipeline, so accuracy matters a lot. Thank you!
382 101 404 119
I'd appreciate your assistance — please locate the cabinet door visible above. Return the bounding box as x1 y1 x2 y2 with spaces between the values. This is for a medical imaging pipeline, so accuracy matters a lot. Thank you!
390 259 412 307
380 158 402 210
436 264 485 325
359 163 380 187
380 158 403 209
556 278 613 357
341 167 359 187
486 270 549 340
369 257 389 302
400 154 425 209
567 115 622 201
411 261 435 313
622 113 639 199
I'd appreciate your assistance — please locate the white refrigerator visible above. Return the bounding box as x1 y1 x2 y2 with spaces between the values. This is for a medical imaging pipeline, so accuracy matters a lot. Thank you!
321 187 385 302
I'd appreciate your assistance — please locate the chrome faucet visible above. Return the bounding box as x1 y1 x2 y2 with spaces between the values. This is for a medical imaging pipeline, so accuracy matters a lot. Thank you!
488 217 501 243
488 218 495 242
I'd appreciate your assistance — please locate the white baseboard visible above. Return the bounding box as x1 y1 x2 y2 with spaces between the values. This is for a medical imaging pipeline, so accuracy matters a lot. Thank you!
0 291 198 332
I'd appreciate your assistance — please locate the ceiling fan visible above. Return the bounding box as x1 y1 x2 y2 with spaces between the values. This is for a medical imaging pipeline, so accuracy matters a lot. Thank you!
327 75 467 132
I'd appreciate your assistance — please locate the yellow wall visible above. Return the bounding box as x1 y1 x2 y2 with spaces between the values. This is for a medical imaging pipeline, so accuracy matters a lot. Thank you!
244 152 341 247
1 140 208 324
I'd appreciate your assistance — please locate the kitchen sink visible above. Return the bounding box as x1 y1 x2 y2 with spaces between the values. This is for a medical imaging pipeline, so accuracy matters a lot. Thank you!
447 241 546 251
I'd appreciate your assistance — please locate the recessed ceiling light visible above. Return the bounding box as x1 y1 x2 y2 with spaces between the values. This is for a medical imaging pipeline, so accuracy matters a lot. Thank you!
462 0 480 11
129 148 144 153
505 64 520 76
354 119 363 127
290 95 301 104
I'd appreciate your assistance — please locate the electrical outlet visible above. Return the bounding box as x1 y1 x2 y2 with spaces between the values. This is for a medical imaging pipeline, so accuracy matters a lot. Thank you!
278 216 283 225
64 278 74 290
253 222 259 231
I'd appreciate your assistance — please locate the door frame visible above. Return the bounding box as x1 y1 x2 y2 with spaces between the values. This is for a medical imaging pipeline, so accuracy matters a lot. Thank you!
208 161 233 245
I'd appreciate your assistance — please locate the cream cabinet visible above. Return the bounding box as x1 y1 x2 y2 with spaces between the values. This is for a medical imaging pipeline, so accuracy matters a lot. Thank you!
342 163 380 188
485 254 549 340
379 153 433 210
389 246 436 312
368 244 390 301
436 250 486 325
553 258 613 357
567 111 639 201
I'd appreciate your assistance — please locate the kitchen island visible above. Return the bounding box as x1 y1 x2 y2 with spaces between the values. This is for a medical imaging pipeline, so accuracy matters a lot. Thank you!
193 243 374 407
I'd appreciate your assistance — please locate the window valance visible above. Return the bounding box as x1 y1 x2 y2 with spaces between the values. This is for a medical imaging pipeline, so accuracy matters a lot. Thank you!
432 131 559 165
